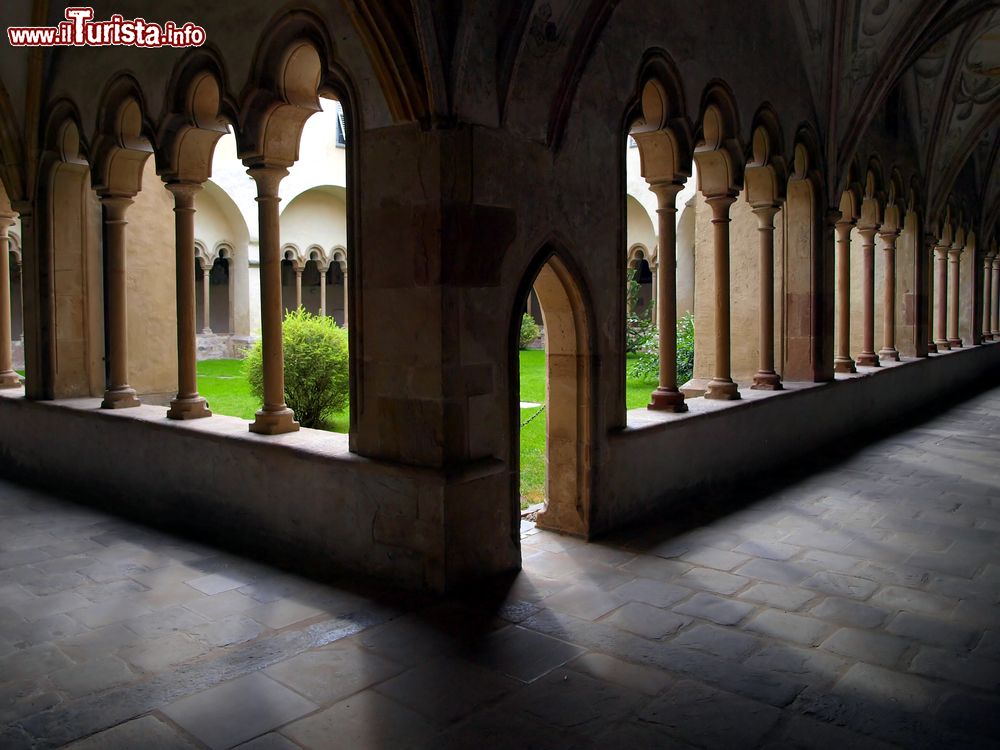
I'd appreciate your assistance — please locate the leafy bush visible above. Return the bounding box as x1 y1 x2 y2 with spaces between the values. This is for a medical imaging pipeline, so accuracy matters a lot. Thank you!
244 308 349 429
627 312 695 385
519 312 541 349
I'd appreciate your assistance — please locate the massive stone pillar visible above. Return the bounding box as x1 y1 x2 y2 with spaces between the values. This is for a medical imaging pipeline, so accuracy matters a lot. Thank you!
247 165 298 435
856 224 880 367
0 212 21 388
100 195 140 409
878 228 900 361
166 183 211 420
751 203 781 389
705 194 739 400
647 182 686 411
834 218 856 373
947 241 963 348
934 241 950 351
982 252 994 341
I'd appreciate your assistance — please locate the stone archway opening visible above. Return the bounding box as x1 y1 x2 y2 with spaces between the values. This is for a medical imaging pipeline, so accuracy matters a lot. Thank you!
516 253 593 538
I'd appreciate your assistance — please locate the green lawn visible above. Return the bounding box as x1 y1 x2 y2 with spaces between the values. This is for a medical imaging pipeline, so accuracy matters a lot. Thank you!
197 353 657 508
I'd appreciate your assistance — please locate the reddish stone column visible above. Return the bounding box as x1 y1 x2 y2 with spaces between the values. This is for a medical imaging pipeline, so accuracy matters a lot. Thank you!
992 256 1000 340
878 228 900 361
294 266 303 309
340 261 349 327
200 259 213 334
100 195 140 409
834 218 857 373
856 225 880 367
705 193 740 400
318 263 329 316
0 212 21 388
751 203 782 389
166 182 211 420
647 182 686 412
247 165 298 435
947 243 963 348
934 242 950 351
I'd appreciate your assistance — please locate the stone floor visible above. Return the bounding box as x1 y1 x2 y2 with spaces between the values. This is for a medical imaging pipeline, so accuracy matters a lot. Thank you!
1 390 1000 749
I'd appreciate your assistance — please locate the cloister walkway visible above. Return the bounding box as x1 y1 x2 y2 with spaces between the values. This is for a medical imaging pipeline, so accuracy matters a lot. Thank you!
1 387 999 749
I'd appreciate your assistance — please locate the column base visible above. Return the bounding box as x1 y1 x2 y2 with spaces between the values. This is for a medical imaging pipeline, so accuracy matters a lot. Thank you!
947 338 963 348
647 387 688 412
833 356 856 374
934 339 951 351
0 370 21 389
750 371 782 390
101 387 140 409
201 328 213 335
856 352 880 367
928 341 938 353
250 407 300 435
705 378 740 400
167 396 212 420
878 347 900 362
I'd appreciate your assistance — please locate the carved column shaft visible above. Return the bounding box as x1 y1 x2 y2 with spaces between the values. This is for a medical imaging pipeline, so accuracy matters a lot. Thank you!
982 254 994 341
751 204 781 390
934 244 950 350
856 226 880 367
647 182 686 412
992 257 1000 339
834 220 856 373
878 229 900 361
947 245 963 347
319 264 328 317
100 196 140 409
705 194 739 400
248 165 298 435
0 213 20 387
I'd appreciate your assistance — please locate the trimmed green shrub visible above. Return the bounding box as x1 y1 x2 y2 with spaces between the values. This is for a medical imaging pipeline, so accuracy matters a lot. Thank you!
627 312 695 385
244 308 349 429
519 312 541 349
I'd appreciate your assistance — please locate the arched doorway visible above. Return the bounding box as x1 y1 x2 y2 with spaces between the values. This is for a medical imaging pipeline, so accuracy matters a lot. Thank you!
513 252 593 538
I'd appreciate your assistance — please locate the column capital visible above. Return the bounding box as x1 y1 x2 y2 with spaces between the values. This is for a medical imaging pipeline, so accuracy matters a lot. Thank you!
0 211 15 236
198 257 214 272
99 194 134 222
246 164 288 198
856 223 881 242
948 243 964 258
751 202 780 227
705 192 737 221
165 180 202 205
645 180 684 209
878 227 900 249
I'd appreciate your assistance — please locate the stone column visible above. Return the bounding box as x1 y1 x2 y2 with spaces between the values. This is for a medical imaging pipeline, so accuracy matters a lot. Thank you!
982 253 994 341
650 261 657 310
834 218 856 373
925 237 937 353
947 242 963 348
647 182 686 411
166 182 211 420
933 242 950 350
294 266 303 310
340 261 348 328
705 193 739 400
990 255 1000 341
855 224 880 367
0 212 21 388
318 263 328 316
247 165 298 434
878 228 900 361
100 195 140 409
751 203 781 389
200 259 213 334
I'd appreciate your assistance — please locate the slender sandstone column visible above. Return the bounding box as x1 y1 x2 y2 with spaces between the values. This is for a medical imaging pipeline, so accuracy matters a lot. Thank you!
295 267 303 309
751 203 781 389
856 225 880 367
934 242 950 350
982 253 994 341
947 243 963 348
319 263 328 316
100 196 140 408
201 260 212 334
878 228 900 361
834 218 857 372
0 212 21 388
705 194 740 400
647 182 686 411
926 236 937 353
990 255 1000 341
166 182 211 420
341 261 348 328
247 165 298 434
650 262 657 309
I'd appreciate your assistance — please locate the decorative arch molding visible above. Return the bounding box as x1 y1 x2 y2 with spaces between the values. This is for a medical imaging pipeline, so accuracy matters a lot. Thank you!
90 74 154 197
626 243 649 267
694 82 745 195
281 243 304 269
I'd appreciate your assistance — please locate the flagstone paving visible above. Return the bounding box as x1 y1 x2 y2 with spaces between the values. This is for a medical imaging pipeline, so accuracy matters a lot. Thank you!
1 387 999 748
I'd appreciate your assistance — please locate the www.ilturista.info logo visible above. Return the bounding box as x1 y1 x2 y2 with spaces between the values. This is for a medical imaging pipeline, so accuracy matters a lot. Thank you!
7 7 206 47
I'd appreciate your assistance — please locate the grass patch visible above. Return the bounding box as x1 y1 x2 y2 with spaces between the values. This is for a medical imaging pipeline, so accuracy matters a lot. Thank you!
198 353 657 509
